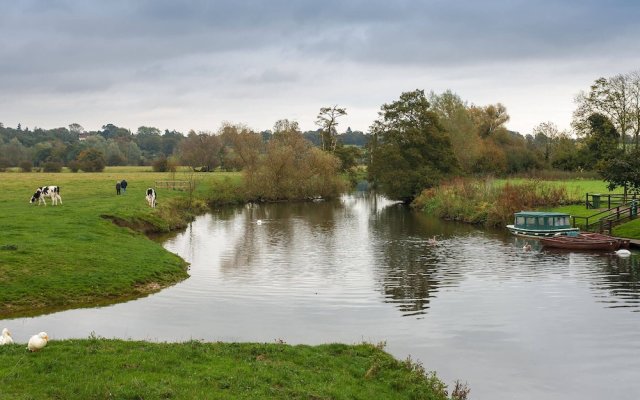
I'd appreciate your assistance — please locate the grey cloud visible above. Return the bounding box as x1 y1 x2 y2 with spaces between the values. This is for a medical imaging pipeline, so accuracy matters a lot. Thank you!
2 0 639 133
3 0 638 78
242 68 299 85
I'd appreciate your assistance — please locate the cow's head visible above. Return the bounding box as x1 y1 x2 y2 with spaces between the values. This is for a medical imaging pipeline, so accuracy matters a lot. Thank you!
30 189 42 204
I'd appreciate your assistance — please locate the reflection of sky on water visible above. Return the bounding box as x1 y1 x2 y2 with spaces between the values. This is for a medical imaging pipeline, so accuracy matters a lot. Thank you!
3 193 640 400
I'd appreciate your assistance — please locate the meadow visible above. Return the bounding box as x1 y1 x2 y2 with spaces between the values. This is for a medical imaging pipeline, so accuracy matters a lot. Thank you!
0 167 244 318
0 339 457 399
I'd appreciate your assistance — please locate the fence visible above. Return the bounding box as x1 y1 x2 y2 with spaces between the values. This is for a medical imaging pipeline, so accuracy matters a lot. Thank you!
155 180 194 191
585 193 628 209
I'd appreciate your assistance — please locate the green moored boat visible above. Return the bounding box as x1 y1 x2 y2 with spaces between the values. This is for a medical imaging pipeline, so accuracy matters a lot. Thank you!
506 211 580 238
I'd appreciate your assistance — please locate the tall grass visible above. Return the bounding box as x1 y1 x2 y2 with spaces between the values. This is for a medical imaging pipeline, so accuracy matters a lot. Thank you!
413 178 576 227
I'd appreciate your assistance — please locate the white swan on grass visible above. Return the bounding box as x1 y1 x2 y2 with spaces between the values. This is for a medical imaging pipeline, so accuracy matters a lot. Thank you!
27 332 49 352
0 328 13 345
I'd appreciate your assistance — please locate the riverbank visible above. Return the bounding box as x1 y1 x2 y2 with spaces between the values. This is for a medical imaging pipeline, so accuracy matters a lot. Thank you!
0 339 459 399
0 169 247 318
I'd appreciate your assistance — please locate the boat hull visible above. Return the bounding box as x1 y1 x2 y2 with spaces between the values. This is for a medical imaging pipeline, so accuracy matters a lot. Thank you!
540 233 624 251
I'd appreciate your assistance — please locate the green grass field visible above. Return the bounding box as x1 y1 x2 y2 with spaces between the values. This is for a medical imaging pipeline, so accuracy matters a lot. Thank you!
0 167 242 317
0 340 454 399
496 178 617 202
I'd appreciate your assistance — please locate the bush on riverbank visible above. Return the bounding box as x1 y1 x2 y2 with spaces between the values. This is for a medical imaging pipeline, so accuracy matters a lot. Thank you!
244 132 347 201
413 178 575 227
0 339 460 400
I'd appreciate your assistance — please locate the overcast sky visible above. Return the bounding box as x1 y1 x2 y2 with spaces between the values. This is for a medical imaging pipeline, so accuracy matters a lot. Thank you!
1 0 639 135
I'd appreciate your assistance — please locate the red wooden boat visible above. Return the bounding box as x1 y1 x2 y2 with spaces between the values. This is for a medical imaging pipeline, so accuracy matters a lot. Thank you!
540 232 629 251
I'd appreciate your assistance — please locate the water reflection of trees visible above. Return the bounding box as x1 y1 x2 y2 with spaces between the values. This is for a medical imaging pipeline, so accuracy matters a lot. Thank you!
593 255 640 309
212 193 477 318
370 204 474 317
218 200 344 274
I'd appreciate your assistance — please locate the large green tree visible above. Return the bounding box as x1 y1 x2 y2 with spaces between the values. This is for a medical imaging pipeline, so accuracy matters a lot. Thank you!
428 90 481 173
368 90 458 202
584 113 621 167
573 71 640 150
599 147 640 195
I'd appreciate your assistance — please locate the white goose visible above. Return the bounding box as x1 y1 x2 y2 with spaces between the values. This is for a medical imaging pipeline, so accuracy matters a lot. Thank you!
0 328 13 345
27 332 49 352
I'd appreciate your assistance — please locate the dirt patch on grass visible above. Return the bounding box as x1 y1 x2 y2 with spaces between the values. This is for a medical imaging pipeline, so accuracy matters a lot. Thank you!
101 215 159 234
134 281 163 294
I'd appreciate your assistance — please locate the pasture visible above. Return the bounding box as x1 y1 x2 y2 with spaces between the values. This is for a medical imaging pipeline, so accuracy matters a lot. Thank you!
0 167 240 318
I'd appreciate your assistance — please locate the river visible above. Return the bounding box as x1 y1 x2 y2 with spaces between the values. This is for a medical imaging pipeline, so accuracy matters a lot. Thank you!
4 192 640 399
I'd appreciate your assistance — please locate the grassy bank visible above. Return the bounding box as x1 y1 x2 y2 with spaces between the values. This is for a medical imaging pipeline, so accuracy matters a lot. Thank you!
0 168 246 318
0 339 459 399
413 178 616 228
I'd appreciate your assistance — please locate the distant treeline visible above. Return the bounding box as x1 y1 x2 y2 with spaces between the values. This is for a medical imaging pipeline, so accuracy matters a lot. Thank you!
0 122 367 171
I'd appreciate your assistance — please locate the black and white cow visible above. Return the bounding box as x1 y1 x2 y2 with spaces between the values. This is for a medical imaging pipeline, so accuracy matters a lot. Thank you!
30 186 62 206
145 188 156 208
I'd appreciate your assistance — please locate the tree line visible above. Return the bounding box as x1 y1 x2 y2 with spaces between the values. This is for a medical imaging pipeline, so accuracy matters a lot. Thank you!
2 69 639 200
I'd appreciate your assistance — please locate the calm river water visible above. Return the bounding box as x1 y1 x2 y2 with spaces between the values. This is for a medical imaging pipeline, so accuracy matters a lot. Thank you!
4 192 640 399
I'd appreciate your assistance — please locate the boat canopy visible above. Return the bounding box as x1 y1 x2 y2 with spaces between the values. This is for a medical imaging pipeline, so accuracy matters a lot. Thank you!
513 211 572 230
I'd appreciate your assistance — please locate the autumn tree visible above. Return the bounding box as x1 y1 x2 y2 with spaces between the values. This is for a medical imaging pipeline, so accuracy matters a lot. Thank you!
531 121 563 163
220 123 263 171
179 130 222 171
428 90 482 173
76 148 106 172
368 89 458 202
245 121 343 200
315 105 347 152
469 103 510 138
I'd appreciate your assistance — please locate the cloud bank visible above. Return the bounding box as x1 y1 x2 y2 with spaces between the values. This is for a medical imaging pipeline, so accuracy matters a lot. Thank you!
2 0 639 134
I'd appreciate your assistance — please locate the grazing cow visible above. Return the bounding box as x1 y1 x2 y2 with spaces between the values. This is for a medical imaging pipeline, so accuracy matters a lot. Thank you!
146 188 156 208
30 186 62 206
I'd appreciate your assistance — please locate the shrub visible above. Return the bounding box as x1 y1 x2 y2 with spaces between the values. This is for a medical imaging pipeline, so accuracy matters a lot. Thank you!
19 160 33 172
0 157 10 172
67 160 80 173
244 132 345 200
152 156 168 172
77 148 106 172
413 178 573 227
152 156 177 173
42 161 63 172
